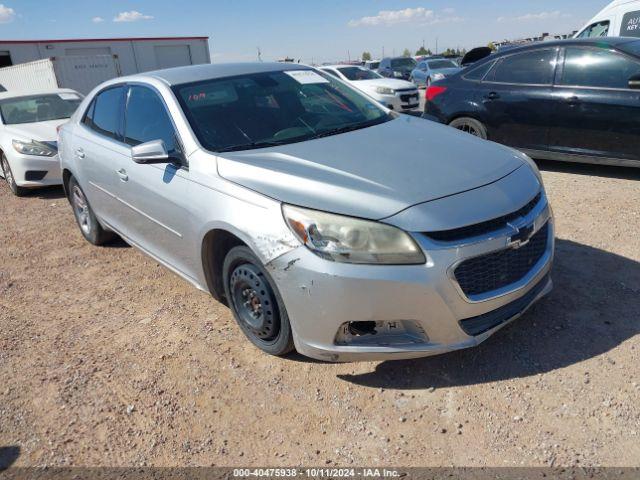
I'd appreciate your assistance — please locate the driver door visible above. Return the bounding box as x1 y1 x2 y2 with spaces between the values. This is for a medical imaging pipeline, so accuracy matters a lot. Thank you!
111 85 196 277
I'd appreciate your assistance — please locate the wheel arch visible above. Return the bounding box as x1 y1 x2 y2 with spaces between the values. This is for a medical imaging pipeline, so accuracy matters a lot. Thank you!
201 228 249 305
62 168 73 199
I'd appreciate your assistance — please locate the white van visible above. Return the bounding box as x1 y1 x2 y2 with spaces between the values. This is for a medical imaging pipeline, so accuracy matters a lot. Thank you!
576 0 640 38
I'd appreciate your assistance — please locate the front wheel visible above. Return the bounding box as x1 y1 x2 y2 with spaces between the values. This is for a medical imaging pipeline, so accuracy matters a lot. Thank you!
68 176 115 245
223 246 295 357
1 154 28 197
449 117 488 140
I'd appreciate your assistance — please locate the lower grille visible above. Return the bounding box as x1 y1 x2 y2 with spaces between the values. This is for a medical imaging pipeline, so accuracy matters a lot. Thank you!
455 222 550 297
459 274 550 336
25 170 47 181
400 93 419 102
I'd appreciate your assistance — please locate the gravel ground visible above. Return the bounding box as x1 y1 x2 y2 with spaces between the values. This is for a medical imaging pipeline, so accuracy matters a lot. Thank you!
0 160 639 468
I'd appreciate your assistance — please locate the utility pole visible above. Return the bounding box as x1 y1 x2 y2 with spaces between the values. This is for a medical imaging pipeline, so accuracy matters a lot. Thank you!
436 37 439 55
348 50 351 62
382 46 385 58
257 47 262 62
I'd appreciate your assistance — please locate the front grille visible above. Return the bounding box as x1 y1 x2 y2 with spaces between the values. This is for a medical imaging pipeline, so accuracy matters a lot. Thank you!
426 192 542 243
454 222 549 297
400 93 419 103
459 274 550 336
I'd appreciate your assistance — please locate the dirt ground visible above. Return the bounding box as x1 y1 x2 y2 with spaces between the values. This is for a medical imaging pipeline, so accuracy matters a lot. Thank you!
1 160 639 468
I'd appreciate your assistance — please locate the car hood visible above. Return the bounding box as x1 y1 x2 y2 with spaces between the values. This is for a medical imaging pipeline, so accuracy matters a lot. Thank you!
3 118 68 142
353 78 417 90
216 116 526 221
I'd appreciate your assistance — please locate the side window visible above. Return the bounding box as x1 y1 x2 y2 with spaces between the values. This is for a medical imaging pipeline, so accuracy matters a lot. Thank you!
124 86 177 153
490 49 557 85
86 86 125 140
561 47 640 89
464 61 495 81
323 69 340 79
621 11 640 37
577 21 610 38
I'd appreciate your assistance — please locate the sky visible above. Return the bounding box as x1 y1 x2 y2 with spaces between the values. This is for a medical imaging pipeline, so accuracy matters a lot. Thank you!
0 0 612 63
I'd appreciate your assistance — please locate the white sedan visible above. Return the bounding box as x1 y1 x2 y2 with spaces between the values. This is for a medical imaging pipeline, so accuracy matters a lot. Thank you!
319 65 420 112
0 88 82 196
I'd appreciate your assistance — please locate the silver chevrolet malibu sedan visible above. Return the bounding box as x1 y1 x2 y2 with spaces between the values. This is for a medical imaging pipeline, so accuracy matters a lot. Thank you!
58 63 554 362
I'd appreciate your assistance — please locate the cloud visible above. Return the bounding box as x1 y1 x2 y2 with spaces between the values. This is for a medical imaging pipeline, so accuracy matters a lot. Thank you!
92 16 104 23
113 11 153 22
0 4 16 23
348 7 462 28
497 11 572 23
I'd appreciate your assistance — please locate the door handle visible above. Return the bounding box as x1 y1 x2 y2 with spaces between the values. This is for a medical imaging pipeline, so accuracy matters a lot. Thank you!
75 148 85 159
564 95 580 105
116 168 128 182
485 92 500 100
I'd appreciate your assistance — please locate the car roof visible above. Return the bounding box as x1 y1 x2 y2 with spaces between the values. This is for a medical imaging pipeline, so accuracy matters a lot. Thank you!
494 37 640 56
0 88 80 100
320 64 362 69
123 62 314 87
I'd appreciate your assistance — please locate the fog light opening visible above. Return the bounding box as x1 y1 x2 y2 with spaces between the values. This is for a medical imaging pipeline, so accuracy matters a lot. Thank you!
347 321 378 337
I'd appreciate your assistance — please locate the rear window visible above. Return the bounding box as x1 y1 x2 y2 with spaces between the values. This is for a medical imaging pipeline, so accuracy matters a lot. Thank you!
427 60 459 69
0 93 82 125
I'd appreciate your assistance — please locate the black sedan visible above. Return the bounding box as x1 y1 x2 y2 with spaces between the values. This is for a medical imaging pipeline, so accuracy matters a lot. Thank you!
423 38 640 167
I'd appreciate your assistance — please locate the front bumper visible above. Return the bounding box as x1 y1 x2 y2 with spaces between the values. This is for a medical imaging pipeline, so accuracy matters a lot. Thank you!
267 200 554 362
5 151 62 187
374 91 420 111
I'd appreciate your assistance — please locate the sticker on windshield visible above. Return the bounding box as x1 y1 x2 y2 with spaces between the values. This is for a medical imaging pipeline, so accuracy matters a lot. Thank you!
58 93 81 101
284 70 329 84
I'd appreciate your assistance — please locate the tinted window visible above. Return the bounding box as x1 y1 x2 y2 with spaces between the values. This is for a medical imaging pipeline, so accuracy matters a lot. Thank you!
621 11 640 37
124 86 177 152
87 87 124 139
577 21 610 38
490 49 557 85
322 69 340 78
390 58 417 70
464 61 495 81
173 70 391 152
427 60 459 69
561 47 640 89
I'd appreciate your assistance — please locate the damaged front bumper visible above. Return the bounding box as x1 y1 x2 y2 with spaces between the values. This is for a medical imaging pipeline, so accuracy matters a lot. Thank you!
266 205 554 363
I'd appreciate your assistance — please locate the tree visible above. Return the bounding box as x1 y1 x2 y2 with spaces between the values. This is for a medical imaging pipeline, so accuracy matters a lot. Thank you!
416 46 432 56
362 51 372 61
402 48 412 57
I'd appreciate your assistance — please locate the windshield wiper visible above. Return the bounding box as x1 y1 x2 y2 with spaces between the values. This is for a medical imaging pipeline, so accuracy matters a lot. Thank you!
215 140 290 153
310 117 389 140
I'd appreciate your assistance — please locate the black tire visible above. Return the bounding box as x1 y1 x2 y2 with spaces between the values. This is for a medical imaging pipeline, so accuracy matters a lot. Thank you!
68 176 115 245
449 117 488 140
1 154 29 197
223 246 295 357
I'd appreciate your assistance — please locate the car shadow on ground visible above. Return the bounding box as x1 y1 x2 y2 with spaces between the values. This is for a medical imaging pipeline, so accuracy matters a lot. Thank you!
338 239 640 389
535 159 640 181
0 446 20 470
28 185 67 200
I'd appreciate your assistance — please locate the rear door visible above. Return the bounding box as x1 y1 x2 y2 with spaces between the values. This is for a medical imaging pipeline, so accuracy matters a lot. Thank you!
479 48 559 150
549 46 640 161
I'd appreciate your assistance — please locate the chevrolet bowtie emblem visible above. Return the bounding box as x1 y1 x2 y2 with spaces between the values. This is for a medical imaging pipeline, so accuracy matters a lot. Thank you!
507 222 535 249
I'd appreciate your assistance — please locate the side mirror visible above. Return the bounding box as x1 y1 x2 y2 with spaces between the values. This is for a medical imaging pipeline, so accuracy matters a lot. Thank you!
629 74 640 90
131 140 170 164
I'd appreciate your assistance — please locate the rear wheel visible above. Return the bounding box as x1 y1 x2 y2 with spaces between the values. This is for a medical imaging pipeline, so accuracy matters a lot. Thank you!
1 154 28 197
223 246 295 357
68 176 115 245
449 117 488 140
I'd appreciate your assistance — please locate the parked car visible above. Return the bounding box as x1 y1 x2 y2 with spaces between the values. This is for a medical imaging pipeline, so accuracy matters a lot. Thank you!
0 88 83 196
576 0 640 39
0 84 6 92
59 63 553 362
378 57 417 81
423 38 640 168
410 58 463 87
319 65 420 111
363 60 380 71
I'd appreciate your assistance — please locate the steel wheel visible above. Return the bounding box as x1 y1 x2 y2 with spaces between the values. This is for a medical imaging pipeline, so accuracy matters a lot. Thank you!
229 263 279 342
72 184 92 236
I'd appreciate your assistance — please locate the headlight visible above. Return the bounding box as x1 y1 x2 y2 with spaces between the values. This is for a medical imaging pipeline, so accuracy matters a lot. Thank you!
432 73 446 81
375 86 395 95
282 205 426 265
12 139 57 157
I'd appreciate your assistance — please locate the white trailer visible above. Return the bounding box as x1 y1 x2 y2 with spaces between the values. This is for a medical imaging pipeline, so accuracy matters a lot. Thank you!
0 55 122 94
0 37 211 75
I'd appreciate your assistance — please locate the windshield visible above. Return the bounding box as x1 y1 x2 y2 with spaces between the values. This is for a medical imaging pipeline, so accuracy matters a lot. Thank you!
338 67 382 81
0 93 82 125
428 59 459 69
173 69 393 152
390 58 417 71
367 62 380 70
